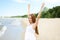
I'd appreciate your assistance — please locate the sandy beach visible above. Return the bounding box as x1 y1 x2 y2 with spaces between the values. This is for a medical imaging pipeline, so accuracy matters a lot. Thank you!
20 18 60 40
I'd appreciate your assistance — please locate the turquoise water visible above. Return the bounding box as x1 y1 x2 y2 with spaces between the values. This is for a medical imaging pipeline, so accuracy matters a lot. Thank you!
0 18 25 40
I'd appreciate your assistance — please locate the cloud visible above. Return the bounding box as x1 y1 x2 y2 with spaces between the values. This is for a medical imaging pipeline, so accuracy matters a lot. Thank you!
30 0 40 2
12 0 29 3
45 0 60 3
44 0 60 4
44 0 60 8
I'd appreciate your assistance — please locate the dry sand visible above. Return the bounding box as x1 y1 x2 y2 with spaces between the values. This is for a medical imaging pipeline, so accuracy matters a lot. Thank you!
20 18 60 40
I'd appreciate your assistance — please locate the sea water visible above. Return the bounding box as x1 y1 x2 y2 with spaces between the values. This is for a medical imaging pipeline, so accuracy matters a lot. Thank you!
0 18 25 40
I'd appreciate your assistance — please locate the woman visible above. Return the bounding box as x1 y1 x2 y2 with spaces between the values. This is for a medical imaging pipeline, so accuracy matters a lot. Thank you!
25 3 45 40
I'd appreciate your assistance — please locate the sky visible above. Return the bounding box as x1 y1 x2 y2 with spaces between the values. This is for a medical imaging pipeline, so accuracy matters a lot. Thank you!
0 0 60 16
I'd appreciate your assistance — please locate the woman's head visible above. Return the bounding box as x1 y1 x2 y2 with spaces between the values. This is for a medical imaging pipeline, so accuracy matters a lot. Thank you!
28 14 36 24
28 14 39 35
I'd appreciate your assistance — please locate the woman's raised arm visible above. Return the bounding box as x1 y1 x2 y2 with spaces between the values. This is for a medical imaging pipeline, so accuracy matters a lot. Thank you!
35 3 45 25
37 3 45 20
27 4 30 17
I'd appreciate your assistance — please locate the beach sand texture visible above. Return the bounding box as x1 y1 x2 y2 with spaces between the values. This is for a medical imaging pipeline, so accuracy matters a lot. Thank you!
21 18 60 40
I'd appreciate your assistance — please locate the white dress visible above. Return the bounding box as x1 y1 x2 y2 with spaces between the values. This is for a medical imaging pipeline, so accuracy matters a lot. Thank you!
25 24 36 40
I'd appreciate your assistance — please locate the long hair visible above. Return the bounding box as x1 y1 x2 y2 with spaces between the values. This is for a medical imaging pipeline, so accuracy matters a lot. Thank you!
29 14 39 35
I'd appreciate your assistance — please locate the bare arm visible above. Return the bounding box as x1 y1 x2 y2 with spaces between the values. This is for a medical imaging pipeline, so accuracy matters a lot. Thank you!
33 3 45 29
27 4 30 17
37 3 45 19
35 3 45 25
